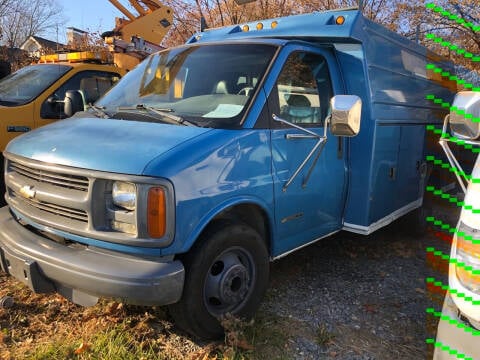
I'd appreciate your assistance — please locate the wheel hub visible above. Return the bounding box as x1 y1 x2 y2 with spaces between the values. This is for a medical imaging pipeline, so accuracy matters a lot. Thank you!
219 264 250 304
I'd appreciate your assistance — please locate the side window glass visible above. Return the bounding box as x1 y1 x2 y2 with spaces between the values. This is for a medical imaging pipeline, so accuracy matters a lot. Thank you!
40 71 121 119
276 52 332 126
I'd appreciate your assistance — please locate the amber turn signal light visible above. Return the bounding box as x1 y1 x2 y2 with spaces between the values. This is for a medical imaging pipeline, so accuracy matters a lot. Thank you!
147 187 166 238
336 16 345 25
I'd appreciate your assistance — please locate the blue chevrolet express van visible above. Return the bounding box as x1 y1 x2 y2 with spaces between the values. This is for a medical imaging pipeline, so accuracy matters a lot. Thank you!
0 9 454 338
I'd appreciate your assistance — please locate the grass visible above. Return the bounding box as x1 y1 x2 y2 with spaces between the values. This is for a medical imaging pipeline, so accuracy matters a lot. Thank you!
0 273 297 360
315 323 335 347
24 322 167 360
18 312 293 360
220 312 291 360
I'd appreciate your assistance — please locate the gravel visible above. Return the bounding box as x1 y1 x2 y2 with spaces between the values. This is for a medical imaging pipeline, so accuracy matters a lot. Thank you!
257 200 458 359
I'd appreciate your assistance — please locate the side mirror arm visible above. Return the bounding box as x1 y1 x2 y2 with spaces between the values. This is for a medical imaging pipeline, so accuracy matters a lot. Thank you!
47 95 62 105
272 113 328 139
272 114 330 191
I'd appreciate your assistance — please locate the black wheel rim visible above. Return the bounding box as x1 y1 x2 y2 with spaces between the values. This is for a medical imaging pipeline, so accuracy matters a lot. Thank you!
203 246 256 317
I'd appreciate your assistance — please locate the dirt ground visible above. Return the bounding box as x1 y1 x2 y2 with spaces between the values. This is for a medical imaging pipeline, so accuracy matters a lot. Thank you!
0 200 457 359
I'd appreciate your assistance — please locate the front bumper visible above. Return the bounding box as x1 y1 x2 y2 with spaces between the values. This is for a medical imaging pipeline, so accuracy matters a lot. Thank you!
433 293 480 360
0 206 184 306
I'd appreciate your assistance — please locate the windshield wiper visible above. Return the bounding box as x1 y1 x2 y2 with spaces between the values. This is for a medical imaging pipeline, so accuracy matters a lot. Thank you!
87 104 109 118
118 104 197 126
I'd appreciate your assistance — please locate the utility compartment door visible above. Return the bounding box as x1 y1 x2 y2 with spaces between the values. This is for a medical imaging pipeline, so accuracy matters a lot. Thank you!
268 47 347 256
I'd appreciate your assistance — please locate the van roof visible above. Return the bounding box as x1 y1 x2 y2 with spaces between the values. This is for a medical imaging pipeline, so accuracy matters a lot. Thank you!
187 9 363 44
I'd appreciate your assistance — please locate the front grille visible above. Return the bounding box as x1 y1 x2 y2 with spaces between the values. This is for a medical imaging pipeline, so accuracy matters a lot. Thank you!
11 191 88 223
9 161 89 191
6 158 91 230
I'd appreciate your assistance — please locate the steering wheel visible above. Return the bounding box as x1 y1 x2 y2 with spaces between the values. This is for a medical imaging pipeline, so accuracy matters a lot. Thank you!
237 87 253 96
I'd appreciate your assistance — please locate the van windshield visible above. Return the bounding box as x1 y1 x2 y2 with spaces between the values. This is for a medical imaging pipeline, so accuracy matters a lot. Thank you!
0 64 71 106
97 43 278 128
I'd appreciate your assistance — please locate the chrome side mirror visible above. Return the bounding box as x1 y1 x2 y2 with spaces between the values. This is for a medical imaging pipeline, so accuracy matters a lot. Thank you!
330 95 362 137
449 91 480 140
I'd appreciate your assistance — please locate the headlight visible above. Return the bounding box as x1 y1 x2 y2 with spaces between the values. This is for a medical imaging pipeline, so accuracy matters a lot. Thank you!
112 181 136 211
455 180 480 293
454 222 480 293
460 182 480 229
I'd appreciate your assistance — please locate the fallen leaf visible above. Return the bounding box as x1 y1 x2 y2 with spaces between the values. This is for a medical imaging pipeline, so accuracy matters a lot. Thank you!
74 342 91 355
346 251 358 259
236 339 254 351
362 304 378 313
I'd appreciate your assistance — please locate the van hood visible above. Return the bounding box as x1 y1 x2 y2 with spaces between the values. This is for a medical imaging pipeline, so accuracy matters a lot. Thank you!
6 117 211 174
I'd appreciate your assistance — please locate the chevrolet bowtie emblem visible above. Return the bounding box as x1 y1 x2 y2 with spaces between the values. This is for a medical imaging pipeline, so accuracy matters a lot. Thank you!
19 185 36 199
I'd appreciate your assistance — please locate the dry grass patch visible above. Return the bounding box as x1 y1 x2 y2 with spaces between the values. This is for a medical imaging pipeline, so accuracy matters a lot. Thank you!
0 273 298 360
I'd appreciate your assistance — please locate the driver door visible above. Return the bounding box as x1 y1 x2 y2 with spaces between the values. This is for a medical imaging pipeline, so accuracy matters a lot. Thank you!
269 48 347 256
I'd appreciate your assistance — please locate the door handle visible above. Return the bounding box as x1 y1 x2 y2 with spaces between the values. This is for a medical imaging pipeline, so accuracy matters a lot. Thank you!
7 126 31 132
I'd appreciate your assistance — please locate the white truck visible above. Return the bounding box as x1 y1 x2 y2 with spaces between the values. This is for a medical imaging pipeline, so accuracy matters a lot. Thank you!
433 91 480 360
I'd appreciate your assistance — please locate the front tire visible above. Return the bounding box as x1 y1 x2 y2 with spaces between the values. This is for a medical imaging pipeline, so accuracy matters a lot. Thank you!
169 220 269 339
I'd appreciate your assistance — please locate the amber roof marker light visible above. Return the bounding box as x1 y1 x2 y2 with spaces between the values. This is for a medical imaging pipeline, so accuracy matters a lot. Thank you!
336 16 345 25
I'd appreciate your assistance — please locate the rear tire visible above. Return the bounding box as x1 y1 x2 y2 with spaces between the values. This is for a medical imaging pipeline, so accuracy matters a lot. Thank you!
169 220 269 339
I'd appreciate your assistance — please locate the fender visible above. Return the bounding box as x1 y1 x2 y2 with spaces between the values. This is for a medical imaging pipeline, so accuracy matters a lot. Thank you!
181 195 275 255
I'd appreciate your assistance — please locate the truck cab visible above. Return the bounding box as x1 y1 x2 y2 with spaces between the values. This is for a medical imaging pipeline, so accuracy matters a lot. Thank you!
0 9 455 339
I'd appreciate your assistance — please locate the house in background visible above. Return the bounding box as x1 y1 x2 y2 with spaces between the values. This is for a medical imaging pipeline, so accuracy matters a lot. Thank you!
20 35 65 58
66 27 89 48
20 27 91 58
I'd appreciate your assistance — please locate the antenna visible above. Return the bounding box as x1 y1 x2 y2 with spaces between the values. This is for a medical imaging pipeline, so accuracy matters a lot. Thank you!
358 0 363 12
56 24 59 52
201 17 208 32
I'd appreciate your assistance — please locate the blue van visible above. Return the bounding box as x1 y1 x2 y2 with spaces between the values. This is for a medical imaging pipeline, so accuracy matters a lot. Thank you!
0 9 454 338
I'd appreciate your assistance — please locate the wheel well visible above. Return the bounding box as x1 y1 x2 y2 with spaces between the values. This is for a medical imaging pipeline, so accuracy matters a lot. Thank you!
210 204 271 255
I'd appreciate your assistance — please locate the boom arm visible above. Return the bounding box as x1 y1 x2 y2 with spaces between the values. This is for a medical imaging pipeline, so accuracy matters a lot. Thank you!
108 0 173 45
105 0 173 70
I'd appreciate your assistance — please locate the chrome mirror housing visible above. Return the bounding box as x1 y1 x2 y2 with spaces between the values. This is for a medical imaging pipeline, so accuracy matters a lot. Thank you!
449 91 480 140
330 95 362 137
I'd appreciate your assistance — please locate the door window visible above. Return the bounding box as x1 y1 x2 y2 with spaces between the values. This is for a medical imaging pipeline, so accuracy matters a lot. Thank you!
274 52 333 126
40 70 121 119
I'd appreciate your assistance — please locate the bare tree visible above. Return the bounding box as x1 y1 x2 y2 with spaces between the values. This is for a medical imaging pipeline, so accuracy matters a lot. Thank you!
421 0 479 71
0 0 13 18
1 0 66 48
161 0 425 47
